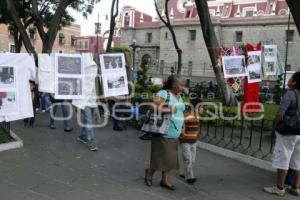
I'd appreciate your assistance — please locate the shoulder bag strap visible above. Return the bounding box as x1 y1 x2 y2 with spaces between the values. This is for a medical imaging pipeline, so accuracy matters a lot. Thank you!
294 90 300 110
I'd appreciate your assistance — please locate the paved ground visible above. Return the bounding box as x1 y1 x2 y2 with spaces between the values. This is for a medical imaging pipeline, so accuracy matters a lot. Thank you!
0 113 298 200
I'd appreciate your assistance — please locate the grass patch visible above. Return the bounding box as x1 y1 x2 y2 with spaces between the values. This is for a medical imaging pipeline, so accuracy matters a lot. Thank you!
0 128 13 144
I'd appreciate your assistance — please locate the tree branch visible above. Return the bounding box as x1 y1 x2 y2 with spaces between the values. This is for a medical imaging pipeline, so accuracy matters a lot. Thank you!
31 0 46 41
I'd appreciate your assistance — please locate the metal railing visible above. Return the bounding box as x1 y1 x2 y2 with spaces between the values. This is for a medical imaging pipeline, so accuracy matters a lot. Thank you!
199 118 276 161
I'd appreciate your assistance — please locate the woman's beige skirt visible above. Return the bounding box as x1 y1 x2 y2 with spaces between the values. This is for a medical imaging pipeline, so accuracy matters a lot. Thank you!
150 136 179 171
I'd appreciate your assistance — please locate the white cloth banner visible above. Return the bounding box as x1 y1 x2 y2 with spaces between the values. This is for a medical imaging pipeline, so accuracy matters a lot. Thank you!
0 53 36 122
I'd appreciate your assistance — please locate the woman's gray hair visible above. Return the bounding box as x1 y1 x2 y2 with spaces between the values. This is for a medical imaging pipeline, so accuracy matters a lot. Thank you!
163 75 186 90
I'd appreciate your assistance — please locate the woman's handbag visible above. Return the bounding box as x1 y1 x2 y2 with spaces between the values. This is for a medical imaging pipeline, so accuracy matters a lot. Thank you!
141 92 173 135
275 90 300 135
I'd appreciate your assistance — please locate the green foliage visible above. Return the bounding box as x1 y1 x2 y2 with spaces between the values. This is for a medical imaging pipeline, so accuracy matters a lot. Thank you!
273 75 283 105
148 84 161 94
0 129 13 144
137 57 149 87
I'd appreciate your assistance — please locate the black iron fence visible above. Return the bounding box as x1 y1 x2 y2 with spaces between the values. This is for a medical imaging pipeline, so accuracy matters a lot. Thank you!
199 118 276 161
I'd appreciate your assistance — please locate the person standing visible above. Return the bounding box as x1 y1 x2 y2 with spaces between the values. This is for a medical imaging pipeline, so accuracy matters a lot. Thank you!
144 75 186 191
179 98 203 184
264 71 300 196
73 53 98 152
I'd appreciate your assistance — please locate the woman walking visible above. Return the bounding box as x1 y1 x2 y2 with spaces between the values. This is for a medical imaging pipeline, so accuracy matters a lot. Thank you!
144 75 186 191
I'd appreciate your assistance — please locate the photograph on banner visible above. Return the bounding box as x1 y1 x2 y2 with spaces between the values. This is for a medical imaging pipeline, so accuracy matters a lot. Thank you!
247 51 262 83
100 53 126 74
102 73 129 97
0 91 17 115
264 45 277 62
0 66 15 88
54 54 84 99
56 77 83 98
285 71 295 88
56 55 83 75
222 56 247 78
264 61 277 76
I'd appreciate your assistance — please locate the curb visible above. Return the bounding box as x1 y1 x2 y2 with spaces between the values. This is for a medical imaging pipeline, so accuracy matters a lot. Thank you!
197 141 276 172
0 130 23 153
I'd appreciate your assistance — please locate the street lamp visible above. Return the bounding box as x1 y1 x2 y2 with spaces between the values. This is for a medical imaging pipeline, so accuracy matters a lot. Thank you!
129 39 141 82
95 14 101 54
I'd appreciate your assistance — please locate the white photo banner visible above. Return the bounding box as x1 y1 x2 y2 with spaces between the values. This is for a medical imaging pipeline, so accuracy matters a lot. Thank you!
99 53 129 97
0 65 18 115
247 51 262 83
55 54 84 99
222 56 247 78
263 45 278 76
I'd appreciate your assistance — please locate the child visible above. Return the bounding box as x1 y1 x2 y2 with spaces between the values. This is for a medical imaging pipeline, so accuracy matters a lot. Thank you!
179 98 203 184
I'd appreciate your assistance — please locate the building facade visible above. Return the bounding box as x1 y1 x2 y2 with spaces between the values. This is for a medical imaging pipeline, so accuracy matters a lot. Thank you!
76 30 121 54
0 24 81 53
119 0 300 81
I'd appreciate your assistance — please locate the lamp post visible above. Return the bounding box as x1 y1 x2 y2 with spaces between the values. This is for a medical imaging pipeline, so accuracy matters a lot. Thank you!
129 40 141 82
95 14 101 54
282 11 291 98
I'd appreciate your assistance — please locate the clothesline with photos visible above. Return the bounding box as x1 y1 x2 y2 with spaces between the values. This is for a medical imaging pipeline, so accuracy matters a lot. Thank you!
219 40 285 113
0 52 129 122
219 40 285 92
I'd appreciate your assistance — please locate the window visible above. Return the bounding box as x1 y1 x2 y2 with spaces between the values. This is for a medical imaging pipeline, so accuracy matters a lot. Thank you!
9 44 15 53
59 32 65 44
165 32 168 40
286 30 294 42
71 35 77 46
245 10 254 17
146 33 152 43
243 8 254 17
84 40 88 49
186 10 191 18
236 31 243 42
286 64 291 71
189 30 196 41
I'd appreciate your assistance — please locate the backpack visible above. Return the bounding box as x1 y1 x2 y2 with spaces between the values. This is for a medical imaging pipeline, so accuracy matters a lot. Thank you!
276 90 300 135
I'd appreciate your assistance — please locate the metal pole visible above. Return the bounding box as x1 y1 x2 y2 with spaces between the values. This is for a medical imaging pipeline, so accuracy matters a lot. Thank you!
133 46 136 82
282 12 291 97
96 14 100 54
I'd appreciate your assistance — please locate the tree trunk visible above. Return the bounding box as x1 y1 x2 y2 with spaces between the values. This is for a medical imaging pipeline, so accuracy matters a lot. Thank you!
155 0 182 75
106 0 119 52
286 0 300 34
194 0 238 106
6 0 35 55
13 31 23 53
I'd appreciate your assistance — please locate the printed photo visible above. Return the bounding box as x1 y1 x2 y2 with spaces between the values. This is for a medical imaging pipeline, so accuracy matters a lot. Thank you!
0 66 15 88
0 91 17 115
57 55 82 75
264 61 277 76
58 77 82 96
247 51 262 83
102 73 129 97
107 76 126 89
222 56 247 78
100 53 126 73
264 45 277 62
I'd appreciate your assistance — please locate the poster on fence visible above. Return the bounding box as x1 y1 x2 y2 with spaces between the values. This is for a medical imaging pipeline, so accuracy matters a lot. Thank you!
100 53 129 97
247 51 262 83
263 45 278 76
0 65 18 115
54 54 84 99
222 56 247 78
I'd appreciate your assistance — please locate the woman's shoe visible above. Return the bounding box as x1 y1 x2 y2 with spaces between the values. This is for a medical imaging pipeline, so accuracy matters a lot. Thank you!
160 181 176 191
144 169 152 187
187 178 197 184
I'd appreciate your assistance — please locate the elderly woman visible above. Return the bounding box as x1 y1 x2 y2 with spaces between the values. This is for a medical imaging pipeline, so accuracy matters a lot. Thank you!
144 75 186 191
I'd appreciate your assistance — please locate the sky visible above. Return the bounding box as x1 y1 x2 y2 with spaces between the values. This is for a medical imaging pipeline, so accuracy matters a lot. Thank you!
70 0 156 36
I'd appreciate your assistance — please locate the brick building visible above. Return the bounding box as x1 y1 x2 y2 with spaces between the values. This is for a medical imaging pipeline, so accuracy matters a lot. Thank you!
0 24 81 53
119 0 300 81
76 30 121 54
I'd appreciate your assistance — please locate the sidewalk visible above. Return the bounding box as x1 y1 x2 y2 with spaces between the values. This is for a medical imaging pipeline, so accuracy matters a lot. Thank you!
0 113 297 200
